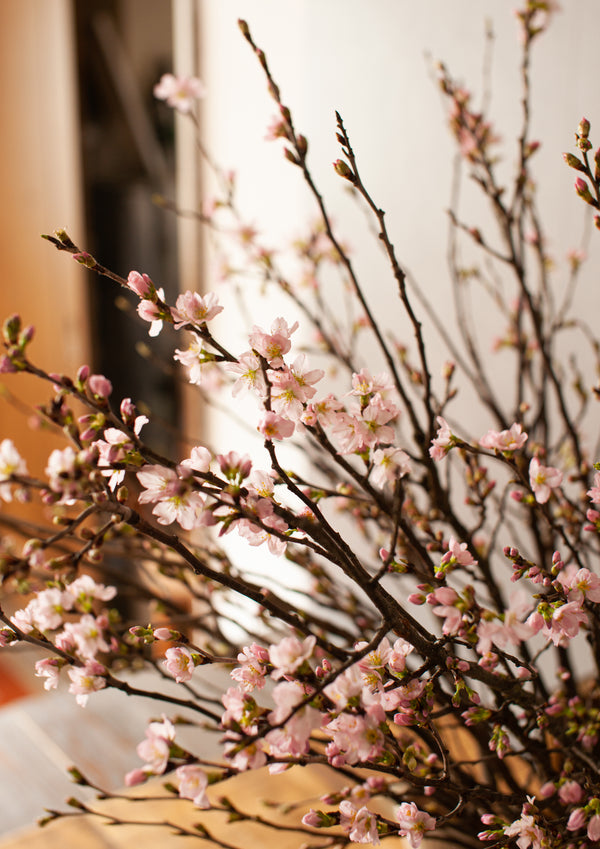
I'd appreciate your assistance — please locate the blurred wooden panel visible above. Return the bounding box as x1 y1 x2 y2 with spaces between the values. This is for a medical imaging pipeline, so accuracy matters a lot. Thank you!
0 0 89 481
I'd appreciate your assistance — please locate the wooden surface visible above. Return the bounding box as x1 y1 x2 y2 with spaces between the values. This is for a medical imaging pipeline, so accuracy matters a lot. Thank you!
0 651 409 848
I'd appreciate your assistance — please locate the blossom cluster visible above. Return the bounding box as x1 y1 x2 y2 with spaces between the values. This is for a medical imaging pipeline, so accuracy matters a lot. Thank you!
2 3 600 847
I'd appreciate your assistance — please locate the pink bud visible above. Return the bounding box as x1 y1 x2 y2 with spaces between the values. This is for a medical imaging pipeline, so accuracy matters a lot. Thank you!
127 270 155 298
0 355 17 373
407 593 425 605
124 768 148 787
88 374 113 399
559 781 584 804
567 808 586 831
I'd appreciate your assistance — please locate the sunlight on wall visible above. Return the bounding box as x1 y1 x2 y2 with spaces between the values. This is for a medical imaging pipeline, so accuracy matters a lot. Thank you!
0 1 87 479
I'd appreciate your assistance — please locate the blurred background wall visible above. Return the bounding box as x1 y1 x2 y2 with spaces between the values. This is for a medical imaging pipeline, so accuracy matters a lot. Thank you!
2 0 599 466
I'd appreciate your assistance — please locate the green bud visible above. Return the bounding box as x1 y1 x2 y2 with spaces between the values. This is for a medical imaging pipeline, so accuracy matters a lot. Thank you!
563 152 586 172
67 766 88 785
578 117 591 138
54 229 77 249
3 314 21 344
73 252 97 269
284 147 300 166
116 486 129 503
333 159 355 182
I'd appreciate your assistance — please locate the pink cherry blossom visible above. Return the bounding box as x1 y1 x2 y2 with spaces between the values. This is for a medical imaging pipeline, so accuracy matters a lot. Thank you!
14 587 74 632
247 469 276 498
164 646 196 683
227 351 267 398
429 416 453 461
528 600 588 647
234 498 289 556
349 369 393 400
136 715 176 774
396 802 436 848
268 368 307 421
174 338 222 387
429 586 462 635
172 290 223 329
35 657 62 690
269 634 316 679
61 613 110 658
257 411 295 440
67 660 106 707
442 536 478 568
360 400 396 446
370 446 411 488
476 590 534 654
266 681 322 760
288 353 324 399
151 490 205 530
587 471 600 503
175 764 210 808
137 464 205 530
223 737 267 771
339 800 380 845
248 317 298 367
324 704 386 765
479 422 528 451
387 637 414 674
0 439 27 501
529 457 562 504
231 643 269 692
331 412 370 454
302 809 328 828
301 393 343 428
180 445 211 474
561 567 600 603
137 287 167 336
154 73 206 113
503 812 545 849
324 664 365 710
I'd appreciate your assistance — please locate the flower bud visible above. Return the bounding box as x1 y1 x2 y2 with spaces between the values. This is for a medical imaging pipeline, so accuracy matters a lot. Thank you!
116 486 129 503
88 374 113 399
296 134 308 157
53 228 77 248
563 152 586 172
3 314 21 344
73 252 97 269
127 270 155 299
575 177 594 203
333 159 355 182
578 117 591 138
283 147 300 166
0 355 17 374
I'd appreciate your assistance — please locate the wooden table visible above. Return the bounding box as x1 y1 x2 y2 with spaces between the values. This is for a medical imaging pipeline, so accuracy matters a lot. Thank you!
0 654 407 848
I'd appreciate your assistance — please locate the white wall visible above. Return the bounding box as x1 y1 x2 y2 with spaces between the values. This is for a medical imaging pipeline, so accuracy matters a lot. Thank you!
190 2 600 448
